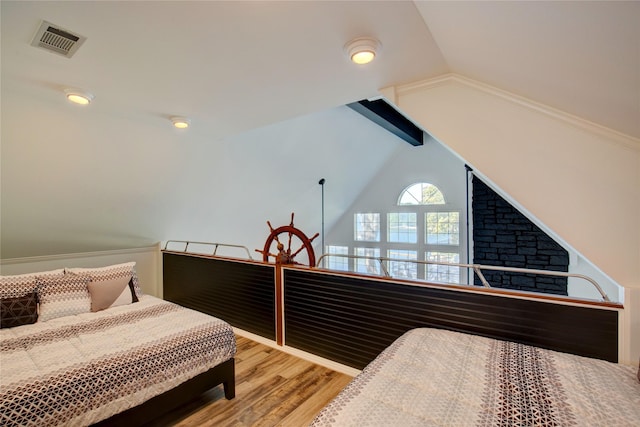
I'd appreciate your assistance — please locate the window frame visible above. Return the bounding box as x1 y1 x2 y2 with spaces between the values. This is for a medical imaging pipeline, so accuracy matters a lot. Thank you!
324 182 464 285
354 213 381 242
354 247 381 275
325 245 349 271
387 212 418 244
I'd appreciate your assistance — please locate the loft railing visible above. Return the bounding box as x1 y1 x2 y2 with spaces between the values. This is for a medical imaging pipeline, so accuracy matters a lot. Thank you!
315 253 610 302
163 240 253 260
160 241 609 302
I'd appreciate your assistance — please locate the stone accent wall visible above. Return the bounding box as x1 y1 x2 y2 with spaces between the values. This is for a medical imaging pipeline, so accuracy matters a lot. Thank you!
472 177 568 295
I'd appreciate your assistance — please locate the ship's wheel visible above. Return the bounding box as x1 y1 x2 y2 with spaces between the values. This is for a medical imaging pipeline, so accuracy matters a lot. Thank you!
256 213 319 266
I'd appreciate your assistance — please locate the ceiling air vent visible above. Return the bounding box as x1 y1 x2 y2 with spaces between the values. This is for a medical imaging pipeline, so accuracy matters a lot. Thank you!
30 20 86 58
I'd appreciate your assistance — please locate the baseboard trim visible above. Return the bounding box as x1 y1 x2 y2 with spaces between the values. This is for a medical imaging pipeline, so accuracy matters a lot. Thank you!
233 327 360 377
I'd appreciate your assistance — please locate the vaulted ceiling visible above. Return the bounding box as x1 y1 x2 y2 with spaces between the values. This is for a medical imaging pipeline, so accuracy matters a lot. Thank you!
2 1 638 259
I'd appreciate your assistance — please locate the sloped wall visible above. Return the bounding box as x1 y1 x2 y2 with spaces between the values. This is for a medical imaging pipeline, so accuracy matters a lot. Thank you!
385 75 639 290
384 74 640 364
0 102 400 261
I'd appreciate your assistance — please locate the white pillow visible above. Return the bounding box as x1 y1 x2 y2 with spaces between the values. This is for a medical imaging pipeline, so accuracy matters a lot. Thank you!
66 262 142 297
37 274 91 322
1 269 65 299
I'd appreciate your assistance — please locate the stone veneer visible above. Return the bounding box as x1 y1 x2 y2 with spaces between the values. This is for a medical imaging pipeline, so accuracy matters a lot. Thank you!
472 177 569 295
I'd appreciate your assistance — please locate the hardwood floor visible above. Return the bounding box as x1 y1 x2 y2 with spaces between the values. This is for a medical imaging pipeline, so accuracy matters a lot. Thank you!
146 335 353 427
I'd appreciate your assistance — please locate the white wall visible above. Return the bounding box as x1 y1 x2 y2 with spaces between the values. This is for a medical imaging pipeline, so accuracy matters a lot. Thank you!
383 74 640 364
567 255 622 302
325 135 468 270
469 169 622 303
0 244 162 297
324 124 621 303
0 101 401 263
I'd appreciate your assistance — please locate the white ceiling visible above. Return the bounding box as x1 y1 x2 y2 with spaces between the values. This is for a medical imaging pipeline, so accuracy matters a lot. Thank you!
416 1 640 139
1 1 448 141
1 1 638 259
4 1 636 141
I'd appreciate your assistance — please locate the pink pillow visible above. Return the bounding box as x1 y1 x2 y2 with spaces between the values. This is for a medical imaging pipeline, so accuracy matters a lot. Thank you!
66 262 142 297
87 275 137 312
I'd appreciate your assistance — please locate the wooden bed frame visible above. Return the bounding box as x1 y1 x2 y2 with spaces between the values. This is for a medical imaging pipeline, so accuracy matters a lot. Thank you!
93 357 235 426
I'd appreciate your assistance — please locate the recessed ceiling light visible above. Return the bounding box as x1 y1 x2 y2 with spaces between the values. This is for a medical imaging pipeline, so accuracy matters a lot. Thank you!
64 89 94 105
171 116 190 129
344 37 381 65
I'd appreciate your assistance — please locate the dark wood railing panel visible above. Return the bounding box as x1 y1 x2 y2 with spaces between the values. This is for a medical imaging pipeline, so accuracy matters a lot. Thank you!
163 252 276 340
283 269 618 369
162 253 618 370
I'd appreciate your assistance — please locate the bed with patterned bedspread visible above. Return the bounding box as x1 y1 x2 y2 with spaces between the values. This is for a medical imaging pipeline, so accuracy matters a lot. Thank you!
0 263 236 427
311 328 640 426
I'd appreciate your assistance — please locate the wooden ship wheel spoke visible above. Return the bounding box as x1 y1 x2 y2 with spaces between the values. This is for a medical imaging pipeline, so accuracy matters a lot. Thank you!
256 213 319 267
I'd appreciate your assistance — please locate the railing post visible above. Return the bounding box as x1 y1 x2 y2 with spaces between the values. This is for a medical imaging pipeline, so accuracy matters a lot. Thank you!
473 266 492 288
274 263 284 346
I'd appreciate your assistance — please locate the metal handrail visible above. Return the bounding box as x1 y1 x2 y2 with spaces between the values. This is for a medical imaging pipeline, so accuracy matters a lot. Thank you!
163 240 253 260
315 253 610 302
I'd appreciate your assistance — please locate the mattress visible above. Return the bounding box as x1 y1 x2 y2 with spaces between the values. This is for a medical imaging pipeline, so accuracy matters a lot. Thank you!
0 295 236 427
311 328 640 426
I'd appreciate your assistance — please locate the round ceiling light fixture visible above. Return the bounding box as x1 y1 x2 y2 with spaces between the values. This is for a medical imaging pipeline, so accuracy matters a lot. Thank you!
64 89 94 105
344 37 381 65
170 116 191 129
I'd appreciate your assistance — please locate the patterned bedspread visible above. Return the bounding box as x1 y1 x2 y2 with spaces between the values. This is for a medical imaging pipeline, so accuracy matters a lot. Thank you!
0 295 236 427
311 328 640 426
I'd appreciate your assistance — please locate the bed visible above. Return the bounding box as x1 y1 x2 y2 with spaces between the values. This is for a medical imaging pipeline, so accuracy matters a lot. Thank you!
0 262 236 427
311 328 640 426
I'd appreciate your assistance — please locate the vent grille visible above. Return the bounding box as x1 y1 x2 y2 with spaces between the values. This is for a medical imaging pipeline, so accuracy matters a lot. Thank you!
30 20 86 58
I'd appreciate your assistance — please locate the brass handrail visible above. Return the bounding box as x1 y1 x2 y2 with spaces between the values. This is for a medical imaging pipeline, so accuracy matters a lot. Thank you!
315 253 610 302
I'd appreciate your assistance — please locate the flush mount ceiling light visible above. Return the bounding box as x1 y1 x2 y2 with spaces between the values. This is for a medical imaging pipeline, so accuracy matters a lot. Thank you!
171 116 191 129
64 89 94 105
344 37 381 65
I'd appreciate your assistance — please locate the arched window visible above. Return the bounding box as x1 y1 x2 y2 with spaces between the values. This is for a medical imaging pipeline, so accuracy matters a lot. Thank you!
328 182 463 284
398 183 445 205
389 182 460 283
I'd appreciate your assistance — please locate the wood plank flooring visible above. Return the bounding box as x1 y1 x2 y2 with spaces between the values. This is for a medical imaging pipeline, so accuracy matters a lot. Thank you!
146 335 353 427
